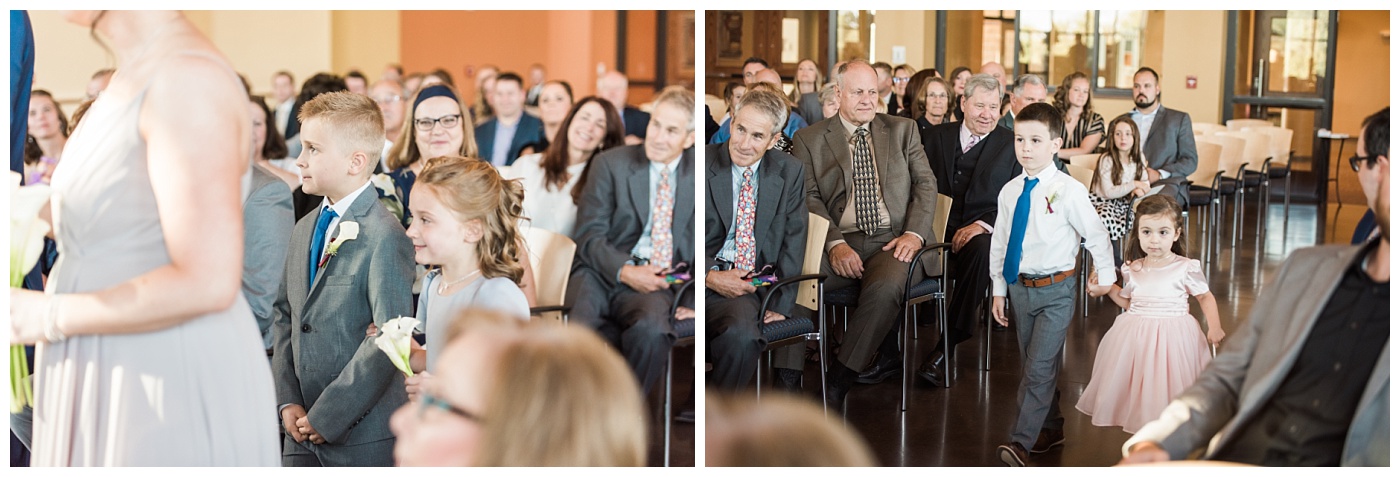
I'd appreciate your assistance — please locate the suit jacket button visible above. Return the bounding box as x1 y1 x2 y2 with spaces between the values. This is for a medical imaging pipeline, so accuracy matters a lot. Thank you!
301 324 312 333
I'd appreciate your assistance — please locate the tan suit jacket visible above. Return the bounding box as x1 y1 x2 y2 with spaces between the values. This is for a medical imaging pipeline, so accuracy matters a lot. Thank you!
791 113 940 276
1126 243 1389 466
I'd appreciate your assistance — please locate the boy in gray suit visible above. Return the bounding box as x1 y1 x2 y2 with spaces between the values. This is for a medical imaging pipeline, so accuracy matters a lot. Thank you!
271 91 415 467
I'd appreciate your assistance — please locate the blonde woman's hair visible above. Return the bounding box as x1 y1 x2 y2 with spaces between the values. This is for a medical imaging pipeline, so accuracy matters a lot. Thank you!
297 91 386 172
472 323 647 466
386 83 478 171
788 58 825 104
415 156 525 284
707 391 875 466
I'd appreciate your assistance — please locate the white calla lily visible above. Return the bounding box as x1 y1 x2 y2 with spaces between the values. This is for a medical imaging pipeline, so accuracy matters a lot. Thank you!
374 316 420 377
327 221 359 256
10 171 51 413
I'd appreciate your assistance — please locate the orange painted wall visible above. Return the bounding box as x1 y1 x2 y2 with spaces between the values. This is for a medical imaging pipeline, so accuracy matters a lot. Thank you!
400 11 617 99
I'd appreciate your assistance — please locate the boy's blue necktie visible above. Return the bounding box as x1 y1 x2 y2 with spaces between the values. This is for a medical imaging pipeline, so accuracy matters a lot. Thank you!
1004 177 1039 284
309 206 338 287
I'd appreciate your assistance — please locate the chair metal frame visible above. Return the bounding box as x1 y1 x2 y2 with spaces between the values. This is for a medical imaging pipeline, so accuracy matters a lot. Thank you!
662 279 694 467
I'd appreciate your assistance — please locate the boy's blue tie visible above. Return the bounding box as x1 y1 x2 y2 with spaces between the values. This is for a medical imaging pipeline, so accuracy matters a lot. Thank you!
1004 177 1038 284
309 206 338 287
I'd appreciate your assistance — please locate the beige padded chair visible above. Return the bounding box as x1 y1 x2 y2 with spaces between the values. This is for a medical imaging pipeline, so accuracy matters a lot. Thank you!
1193 123 1227 136
522 226 576 323
1226 118 1270 131
1065 163 1096 190
757 213 831 409
1067 153 1103 171
1215 130 1270 246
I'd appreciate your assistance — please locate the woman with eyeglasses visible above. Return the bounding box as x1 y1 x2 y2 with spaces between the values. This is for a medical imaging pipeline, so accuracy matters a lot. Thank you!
912 76 953 142
384 83 478 228
389 311 647 466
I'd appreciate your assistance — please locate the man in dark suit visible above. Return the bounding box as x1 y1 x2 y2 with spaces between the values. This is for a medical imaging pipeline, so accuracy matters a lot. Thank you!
1119 67 1197 206
598 70 650 145
705 88 808 392
997 74 1064 172
791 60 938 408
918 73 1023 384
474 72 544 167
567 87 696 393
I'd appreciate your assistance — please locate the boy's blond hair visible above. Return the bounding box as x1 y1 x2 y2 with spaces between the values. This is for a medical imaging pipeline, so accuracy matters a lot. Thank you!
297 91 385 173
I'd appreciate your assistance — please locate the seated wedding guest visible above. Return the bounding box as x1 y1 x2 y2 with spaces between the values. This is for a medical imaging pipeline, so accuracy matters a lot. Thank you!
913 76 953 140
710 69 806 145
899 68 938 119
720 81 746 125
271 70 297 138
249 95 300 187
525 63 546 106
1120 107 1390 467
345 69 368 95
403 72 425 99
400 157 530 396
567 86 696 393
818 82 839 120
707 391 874 466
385 83 477 227
948 66 972 122
704 87 808 392
426 67 456 87
369 79 406 172
474 72 545 167
793 60 938 408
597 70 649 145
382 63 403 83
523 79 574 154
272 91 414 466
240 144 294 355
471 65 498 123
390 313 647 466
85 68 114 102
1054 71 1104 157
791 58 824 126
503 96 624 237
23 89 66 185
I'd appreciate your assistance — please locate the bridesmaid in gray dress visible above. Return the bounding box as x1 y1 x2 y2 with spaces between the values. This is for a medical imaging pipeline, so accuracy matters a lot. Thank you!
8 11 279 466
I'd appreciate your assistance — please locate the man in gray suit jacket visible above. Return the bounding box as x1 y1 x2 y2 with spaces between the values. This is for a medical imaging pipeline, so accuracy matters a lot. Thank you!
567 87 696 393
271 92 415 467
242 164 295 353
1122 107 1389 467
1118 67 1197 206
792 61 938 409
704 88 808 392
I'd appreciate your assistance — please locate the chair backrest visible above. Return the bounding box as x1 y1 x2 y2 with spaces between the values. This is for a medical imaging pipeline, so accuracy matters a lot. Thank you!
794 213 830 312
1199 133 1245 174
1187 141 1223 186
523 226 577 322
1215 131 1269 172
1065 163 1096 190
1067 153 1102 171
1244 125 1294 163
705 94 727 124
1193 123 1227 136
932 194 953 243
1226 118 1271 131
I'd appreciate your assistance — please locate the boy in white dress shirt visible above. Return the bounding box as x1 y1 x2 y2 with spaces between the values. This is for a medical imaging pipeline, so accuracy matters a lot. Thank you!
989 102 1117 466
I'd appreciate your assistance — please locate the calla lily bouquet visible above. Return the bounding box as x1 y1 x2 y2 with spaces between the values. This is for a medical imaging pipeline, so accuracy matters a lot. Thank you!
374 316 420 378
10 172 51 413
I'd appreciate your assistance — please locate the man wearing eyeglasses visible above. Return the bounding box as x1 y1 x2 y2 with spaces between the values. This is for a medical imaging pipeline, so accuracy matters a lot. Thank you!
1122 107 1389 467
369 79 405 173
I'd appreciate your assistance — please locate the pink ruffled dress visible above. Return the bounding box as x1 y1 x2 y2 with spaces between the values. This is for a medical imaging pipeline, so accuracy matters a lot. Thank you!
1075 255 1214 433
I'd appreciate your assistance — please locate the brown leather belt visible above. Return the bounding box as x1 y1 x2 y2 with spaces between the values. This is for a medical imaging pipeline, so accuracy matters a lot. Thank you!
1018 268 1075 288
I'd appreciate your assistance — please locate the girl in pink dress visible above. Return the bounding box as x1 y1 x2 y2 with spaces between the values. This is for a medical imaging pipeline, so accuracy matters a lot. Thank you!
1076 195 1225 433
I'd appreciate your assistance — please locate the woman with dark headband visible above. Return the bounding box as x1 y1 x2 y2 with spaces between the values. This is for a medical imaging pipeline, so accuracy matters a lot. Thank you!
384 83 479 227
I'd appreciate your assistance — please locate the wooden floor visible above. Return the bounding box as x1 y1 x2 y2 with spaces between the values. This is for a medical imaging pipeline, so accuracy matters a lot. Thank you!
775 193 1340 467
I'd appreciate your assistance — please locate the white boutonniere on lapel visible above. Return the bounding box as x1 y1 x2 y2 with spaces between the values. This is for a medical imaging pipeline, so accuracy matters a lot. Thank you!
1044 182 1065 214
318 221 359 268
371 174 405 222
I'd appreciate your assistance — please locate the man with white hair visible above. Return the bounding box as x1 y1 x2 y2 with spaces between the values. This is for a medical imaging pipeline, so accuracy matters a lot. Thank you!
597 70 649 145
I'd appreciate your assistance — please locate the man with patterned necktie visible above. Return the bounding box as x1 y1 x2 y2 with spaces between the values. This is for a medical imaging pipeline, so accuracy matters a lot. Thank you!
568 87 696 393
704 88 808 392
790 60 939 410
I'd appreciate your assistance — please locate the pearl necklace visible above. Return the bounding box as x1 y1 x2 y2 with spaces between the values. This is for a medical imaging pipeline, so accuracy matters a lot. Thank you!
437 269 482 295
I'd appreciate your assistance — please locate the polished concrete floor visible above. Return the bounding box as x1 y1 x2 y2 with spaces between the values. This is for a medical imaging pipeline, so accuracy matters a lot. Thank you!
776 194 1332 467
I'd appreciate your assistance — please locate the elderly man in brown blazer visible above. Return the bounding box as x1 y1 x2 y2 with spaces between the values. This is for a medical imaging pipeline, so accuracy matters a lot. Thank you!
791 60 938 409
